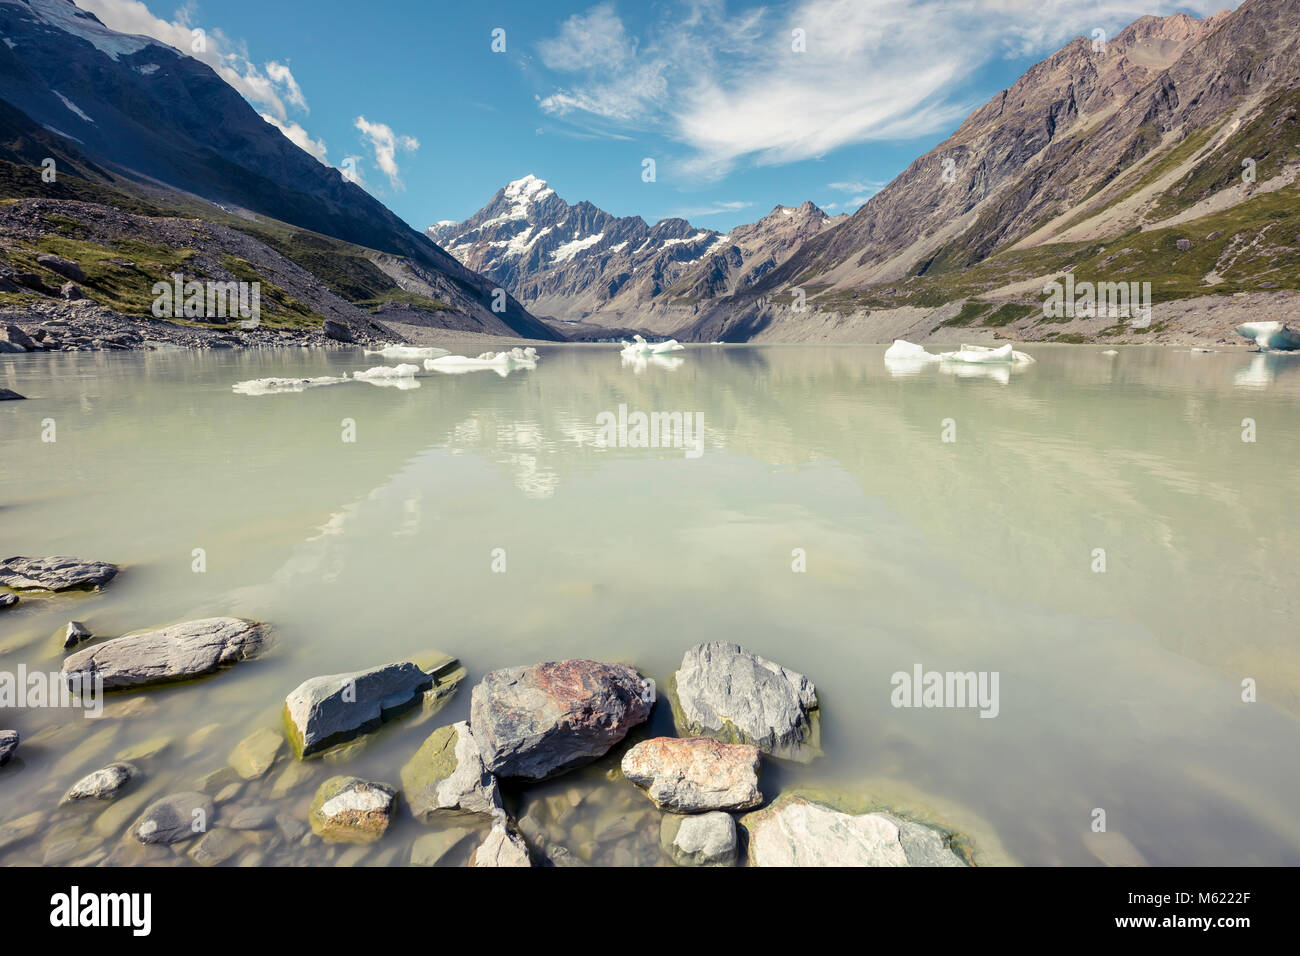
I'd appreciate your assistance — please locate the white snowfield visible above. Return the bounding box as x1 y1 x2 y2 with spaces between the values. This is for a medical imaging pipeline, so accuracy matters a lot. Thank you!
424 347 539 376
620 334 685 357
1234 321 1300 351
362 345 451 360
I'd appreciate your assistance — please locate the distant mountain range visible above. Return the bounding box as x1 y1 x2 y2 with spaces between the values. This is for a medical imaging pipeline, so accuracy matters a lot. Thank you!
436 0 1300 345
0 0 560 341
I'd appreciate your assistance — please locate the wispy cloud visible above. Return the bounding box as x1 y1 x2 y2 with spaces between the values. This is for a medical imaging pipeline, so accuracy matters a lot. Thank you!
829 178 887 206
354 116 419 190
534 0 1239 180
669 199 753 217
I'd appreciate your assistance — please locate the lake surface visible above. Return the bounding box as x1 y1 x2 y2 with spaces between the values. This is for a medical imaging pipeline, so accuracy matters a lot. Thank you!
2 343 1298 866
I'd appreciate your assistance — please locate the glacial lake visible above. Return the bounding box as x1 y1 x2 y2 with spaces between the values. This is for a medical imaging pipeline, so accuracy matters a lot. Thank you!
2 343 1299 866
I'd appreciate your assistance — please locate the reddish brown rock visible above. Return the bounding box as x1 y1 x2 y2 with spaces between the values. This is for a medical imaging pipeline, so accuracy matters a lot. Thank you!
622 737 762 812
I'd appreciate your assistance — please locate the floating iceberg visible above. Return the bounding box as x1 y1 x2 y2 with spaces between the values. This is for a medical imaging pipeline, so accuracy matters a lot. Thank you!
424 347 538 376
939 343 1035 364
1101 349 1119 356
884 340 941 362
620 334 684 356
353 363 421 387
232 375 350 396
1234 322 1300 351
363 344 452 360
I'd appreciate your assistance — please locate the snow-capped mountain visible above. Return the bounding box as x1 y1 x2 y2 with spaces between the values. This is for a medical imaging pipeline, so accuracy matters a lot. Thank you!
428 175 728 324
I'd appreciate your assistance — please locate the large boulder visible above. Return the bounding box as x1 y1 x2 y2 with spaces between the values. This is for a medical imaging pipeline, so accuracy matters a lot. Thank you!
661 811 738 866
470 660 655 780
0 730 17 766
35 254 88 283
62 618 267 691
308 776 396 843
400 721 502 821
471 816 531 867
131 791 215 845
61 762 138 804
622 737 762 812
0 556 118 591
673 643 819 761
741 796 967 867
1 325 37 351
283 658 460 758
322 319 354 343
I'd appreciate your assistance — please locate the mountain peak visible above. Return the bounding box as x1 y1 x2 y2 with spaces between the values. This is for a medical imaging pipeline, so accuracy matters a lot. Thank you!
503 174 553 202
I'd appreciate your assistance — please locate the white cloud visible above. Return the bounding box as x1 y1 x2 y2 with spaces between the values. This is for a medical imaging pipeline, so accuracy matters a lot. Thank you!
79 0 310 122
534 0 1241 180
354 116 419 190
670 199 753 217
261 113 328 163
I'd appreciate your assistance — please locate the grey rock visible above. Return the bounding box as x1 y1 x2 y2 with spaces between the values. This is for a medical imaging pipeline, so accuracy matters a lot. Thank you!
0 730 18 766
132 791 215 845
60 281 86 301
283 661 434 758
226 805 279 831
0 555 118 591
309 776 396 843
276 814 308 841
400 720 502 821
62 617 266 690
227 727 283 779
61 762 137 803
621 736 762 812
322 319 354 343
470 659 655 780
661 811 738 866
471 816 532 867
188 829 246 866
673 642 819 761
35 254 88 283
0 341 28 354
0 390 24 401
0 592 17 608
1 325 36 351
64 620 92 649
741 796 967 867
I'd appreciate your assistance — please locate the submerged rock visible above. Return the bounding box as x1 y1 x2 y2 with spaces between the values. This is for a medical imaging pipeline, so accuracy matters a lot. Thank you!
673 643 819 761
284 659 456 758
741 796 967 867
0 730 18 766
228 727 284 780
400 720 502 821
62 617 267 690
0 390 23 402
622 737 762 812
61 762 137 803
410 828 477 866
661 811 738 867
132 791 215 845
64 621 92 649
0 556 118 591
188 828 247 866
471 816 532 867
309 776 396 844
471 660 655 780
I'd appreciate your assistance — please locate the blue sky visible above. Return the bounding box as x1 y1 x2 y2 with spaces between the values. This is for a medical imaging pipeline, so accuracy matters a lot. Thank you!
82 0 1238 232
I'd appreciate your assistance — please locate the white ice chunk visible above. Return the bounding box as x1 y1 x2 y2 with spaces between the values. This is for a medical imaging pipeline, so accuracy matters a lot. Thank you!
423 347 538 376
884 340 940 362
939 343 1035 364
353 363 420 380
1234 321 1300 351
232 375 350 396
362 345 452 360
620 334 684 357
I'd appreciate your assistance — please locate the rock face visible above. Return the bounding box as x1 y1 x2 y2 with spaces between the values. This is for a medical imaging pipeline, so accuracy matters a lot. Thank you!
673 643 819 761
0 556 118 591
661 811 738 866
62 617 267 690
0 730 18 766
64 621 92 649
622 737 762 812
132 791 215 845
470 660 656 780
283 661 442 758
309 776 396 844
400 721 502 821
61 762 137 803
742 796 967 867
471 817 532 867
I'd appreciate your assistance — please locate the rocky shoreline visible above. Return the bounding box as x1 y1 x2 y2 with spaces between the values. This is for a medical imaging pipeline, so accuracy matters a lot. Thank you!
0 554 973 867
